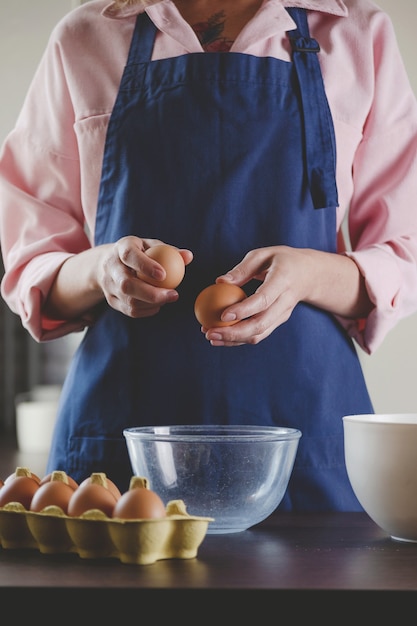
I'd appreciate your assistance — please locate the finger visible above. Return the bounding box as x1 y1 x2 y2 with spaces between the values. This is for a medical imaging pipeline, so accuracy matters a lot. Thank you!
206 294 295 346
217 248 273 285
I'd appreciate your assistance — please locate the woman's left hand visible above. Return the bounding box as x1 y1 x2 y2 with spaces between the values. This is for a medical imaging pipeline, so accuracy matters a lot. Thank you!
203 245 372 347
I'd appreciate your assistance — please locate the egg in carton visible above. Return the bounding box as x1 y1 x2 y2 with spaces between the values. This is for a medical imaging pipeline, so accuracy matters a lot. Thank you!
0 470 213 564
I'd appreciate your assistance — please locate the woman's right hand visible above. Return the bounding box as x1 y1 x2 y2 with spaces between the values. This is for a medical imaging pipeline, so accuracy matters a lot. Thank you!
44 236 193 321
98 236 193 318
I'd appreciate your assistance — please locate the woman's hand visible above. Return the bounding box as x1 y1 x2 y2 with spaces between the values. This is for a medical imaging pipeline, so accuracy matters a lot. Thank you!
44 236 193 321
202 245 373 347
98 237 193 318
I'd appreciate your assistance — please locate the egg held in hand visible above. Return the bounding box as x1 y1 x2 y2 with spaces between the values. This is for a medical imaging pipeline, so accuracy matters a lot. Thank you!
194 283 247 329
140 244 185 289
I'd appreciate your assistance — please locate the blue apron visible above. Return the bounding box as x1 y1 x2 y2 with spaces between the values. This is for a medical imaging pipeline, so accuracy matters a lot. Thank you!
47 8 374 510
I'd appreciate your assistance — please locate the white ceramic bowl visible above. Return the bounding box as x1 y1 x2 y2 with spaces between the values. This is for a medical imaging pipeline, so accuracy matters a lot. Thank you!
343 413 417 542
124 425 301 534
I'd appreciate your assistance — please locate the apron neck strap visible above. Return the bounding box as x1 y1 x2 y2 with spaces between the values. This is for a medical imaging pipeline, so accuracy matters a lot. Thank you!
286 8 339 210
127 11 157 64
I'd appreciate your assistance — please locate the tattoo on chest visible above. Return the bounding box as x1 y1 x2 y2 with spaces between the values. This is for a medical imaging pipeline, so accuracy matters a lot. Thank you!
192 11 234 52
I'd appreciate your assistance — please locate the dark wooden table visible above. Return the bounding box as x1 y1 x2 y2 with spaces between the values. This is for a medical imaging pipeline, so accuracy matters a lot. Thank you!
1 437 417 617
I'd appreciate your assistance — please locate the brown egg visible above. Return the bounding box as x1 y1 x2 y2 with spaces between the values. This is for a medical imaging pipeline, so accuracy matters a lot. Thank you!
0 468 40 509
30 471 75 514
4 467 40 485
140 244 185 289
40 471 78 491
67 473 119 517
194 283 247 329
112 476 166 520
78 473 122 501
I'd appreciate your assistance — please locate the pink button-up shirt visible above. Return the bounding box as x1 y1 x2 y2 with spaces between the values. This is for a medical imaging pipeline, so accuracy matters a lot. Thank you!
1 0 417 354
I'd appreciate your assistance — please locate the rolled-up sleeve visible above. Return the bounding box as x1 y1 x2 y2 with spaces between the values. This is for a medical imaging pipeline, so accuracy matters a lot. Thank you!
338 13 417 354
0 31 93 341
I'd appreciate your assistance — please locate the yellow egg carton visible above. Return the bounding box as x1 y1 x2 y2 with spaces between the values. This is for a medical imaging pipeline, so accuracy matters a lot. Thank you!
0 498 213 565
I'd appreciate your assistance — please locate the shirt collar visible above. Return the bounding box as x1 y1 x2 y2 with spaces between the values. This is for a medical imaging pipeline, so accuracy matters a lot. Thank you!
102 0 348 20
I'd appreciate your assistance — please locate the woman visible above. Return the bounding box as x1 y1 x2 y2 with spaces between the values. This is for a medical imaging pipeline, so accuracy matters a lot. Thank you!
1 0 417 509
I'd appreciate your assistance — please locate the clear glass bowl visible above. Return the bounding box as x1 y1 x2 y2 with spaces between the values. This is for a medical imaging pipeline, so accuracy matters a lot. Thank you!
124 425 301 534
